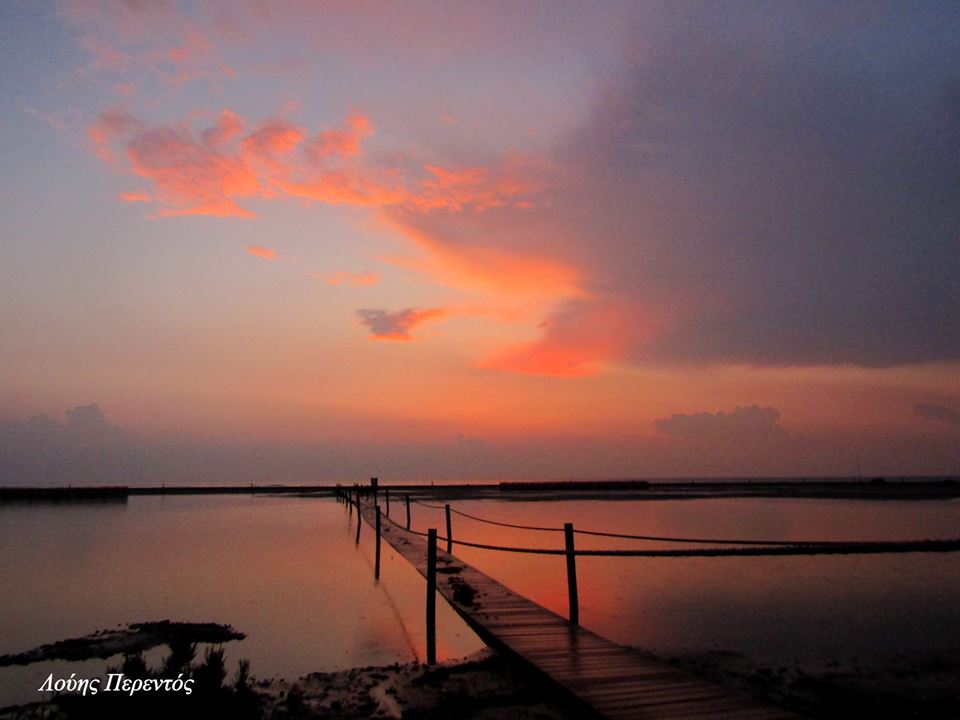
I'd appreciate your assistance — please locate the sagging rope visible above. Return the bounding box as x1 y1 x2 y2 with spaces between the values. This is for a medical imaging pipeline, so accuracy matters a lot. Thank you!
413 498 562 533
411 497 881 547
371 501 960 557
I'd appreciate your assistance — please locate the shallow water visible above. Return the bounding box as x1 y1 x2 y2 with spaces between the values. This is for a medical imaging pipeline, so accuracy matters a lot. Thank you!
0 495 483 708
412 496 960 665
2 493 958 708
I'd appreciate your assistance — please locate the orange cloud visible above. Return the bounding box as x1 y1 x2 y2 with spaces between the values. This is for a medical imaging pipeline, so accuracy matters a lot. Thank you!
201 110 245 148
323 271 381 287
384 219 582 298
356 308 448 340
410 153 550 212
89 108 544 218
119 190 151 203
304 109 372 161
481 300 647 377
88 107 598 375
245 245 277 261
241 119 304 161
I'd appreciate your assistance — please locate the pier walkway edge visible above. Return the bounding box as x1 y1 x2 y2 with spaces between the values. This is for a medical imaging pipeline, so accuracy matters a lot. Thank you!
356 499 801 720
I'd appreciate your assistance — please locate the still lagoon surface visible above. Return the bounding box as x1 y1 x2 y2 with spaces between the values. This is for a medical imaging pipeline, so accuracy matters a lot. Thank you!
1 493 958 707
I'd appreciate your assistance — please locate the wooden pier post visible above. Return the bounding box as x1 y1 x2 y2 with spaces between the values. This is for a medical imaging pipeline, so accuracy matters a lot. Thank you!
371 476 378 502
564 522 579 626
406 494 411 530
426 528 437 665
385 488 390 517
355 491 362 545
368 507 795 720
445 503 453 553
375 506 382 579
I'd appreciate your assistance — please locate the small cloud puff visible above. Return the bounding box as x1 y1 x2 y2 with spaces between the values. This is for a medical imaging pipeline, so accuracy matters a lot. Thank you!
323 271 380 287
246 245 277 260
654 405 787 443
356 307 447 340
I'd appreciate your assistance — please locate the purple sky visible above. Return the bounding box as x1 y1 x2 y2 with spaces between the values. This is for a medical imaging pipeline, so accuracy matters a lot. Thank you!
1 2 958 483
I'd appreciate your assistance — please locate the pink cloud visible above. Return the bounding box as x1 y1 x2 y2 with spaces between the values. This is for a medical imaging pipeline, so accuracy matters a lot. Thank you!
480 300 655 377
304 109 372 161
87 107 596 374
323 271 381 287
119 190 151 203
61 0 233 87
245 245 277 261
88 108 142 164
88 108 542 218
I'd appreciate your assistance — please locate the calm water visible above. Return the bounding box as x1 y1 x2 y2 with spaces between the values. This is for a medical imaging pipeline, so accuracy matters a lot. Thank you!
0 495 483 708
2 493 959 708
421 497 960 665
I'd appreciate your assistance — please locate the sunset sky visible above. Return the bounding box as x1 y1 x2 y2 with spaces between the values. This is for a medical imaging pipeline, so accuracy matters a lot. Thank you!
1 1 958 483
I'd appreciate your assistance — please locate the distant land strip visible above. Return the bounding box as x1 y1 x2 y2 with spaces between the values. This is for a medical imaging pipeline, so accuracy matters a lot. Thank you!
1 477 958 503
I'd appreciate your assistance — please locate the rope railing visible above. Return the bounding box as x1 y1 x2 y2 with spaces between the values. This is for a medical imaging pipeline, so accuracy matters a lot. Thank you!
385 497 960 557
336 481 960 665
410 497 937 547
413 498 562 532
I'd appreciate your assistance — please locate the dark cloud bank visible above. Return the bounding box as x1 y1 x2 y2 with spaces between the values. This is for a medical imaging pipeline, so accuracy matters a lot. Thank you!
0 404 131 485
590 3 960 366
415 3 960 368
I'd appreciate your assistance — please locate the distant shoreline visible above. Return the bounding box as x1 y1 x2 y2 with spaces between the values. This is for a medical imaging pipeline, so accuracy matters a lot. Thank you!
1 477 958 502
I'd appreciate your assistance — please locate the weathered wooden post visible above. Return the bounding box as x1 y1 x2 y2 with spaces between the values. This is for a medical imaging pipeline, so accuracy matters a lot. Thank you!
564 522 579 626
405 494 411 530
375 505 382 579
445 504 453 553
426 528 438 664
355 491 362 545
385 488 390 517
371 476 378 502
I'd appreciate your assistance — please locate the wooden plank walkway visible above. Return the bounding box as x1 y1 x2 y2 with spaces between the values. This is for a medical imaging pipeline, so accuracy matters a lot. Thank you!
357 501 802 720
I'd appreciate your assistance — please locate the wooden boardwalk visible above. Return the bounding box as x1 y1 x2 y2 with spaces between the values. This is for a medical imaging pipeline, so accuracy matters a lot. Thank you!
357 501 801 720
